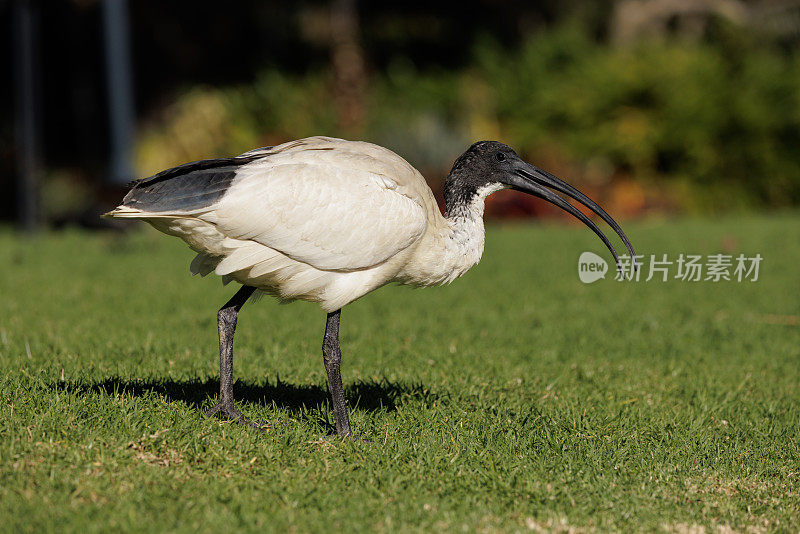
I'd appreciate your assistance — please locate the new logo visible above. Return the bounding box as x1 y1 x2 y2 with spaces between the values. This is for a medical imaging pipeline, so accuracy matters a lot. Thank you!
578 251 608 284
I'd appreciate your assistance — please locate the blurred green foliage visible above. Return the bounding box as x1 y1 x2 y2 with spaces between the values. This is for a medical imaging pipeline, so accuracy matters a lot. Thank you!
479 26 800 212
137 25 800 213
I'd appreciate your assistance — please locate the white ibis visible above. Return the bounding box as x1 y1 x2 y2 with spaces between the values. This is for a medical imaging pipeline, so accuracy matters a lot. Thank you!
106 136 636 437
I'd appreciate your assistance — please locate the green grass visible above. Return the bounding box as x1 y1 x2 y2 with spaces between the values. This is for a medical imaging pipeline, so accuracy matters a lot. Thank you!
1 212 798 533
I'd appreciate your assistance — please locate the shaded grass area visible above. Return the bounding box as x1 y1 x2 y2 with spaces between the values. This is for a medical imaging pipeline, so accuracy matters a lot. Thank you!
0 212 798 532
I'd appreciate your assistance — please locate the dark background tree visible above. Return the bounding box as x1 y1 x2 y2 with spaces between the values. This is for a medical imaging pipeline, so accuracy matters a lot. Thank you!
2 0 799 225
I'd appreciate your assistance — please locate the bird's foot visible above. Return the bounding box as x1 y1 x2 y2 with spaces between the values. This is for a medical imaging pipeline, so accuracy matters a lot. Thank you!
205 401 263 430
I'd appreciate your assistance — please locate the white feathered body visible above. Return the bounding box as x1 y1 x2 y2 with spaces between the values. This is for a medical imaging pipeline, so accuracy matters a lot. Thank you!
108 137 491 312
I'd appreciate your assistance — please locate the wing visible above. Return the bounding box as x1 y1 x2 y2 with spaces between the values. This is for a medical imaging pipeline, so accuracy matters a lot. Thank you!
110 137 431 272
206 154 428 271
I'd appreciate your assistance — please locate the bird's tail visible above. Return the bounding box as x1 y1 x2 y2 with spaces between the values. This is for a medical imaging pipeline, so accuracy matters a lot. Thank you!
103 206 187 219
103 205 142 218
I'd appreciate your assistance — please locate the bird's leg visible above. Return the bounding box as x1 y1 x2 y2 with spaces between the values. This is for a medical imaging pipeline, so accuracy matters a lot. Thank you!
322 309 352 437
206 284 257 426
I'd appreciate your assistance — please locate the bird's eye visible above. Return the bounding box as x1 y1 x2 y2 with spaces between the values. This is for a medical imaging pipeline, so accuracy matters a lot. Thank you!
495 152 506 162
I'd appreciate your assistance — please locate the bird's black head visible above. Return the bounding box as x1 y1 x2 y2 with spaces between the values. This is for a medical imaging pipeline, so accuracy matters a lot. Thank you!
444 141 517 210
444 140 637 272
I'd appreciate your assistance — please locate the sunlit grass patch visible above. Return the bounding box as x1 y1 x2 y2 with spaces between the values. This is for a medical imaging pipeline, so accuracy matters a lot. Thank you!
0 212 798 532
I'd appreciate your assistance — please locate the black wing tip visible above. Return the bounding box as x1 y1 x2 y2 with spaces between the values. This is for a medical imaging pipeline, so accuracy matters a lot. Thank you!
126 151 269 191
119 150 273 210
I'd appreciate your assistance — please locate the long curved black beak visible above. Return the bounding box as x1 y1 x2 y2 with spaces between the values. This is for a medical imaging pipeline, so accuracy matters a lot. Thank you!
506 163 637 273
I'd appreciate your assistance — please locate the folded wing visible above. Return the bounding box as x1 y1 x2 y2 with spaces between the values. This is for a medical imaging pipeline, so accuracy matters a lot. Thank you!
207 151 428 271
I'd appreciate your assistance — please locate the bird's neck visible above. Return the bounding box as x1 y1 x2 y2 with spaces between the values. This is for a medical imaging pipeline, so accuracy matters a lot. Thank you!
400 183 501 287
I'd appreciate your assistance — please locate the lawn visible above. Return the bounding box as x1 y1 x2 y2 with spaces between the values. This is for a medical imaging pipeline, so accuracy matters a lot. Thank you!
0 212 798 532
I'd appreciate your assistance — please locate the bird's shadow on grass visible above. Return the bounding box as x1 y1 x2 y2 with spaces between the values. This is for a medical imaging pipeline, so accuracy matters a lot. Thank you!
50 376 439 428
